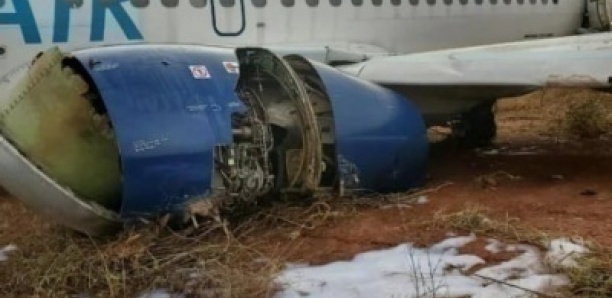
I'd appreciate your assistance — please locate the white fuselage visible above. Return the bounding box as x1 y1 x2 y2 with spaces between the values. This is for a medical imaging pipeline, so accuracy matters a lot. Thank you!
0 0 587 77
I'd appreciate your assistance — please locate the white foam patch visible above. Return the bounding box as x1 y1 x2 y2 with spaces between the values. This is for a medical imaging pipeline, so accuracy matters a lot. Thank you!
275 237 572 298
485 239 504 254
0 244 17 262
430 234 476 252
546 238 589 268
475 245 545 281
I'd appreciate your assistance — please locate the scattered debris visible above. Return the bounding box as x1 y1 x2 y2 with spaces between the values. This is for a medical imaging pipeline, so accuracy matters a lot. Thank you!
379 204 413 210
427 126 452 143
580 189 598 197
551 175 565 181
0 244 17 262
475 171 521 189
476 146 547 156
416 195 429 205
480 148 500 156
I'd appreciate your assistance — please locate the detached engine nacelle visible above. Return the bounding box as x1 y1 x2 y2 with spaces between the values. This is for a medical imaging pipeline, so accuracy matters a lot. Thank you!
0 45 428 235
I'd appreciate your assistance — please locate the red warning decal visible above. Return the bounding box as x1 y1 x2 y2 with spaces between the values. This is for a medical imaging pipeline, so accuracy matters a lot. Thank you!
223 61 240 74
189 65 211 79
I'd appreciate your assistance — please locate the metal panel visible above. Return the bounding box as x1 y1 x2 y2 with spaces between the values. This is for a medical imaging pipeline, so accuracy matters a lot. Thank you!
309 60 429 192
74 45 243 218
0 132 122 236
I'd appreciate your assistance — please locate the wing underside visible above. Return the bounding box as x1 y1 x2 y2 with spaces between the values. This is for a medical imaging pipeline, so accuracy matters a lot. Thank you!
340 33 612 125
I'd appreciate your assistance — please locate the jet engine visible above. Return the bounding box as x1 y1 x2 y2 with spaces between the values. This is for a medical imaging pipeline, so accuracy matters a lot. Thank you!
0 45 428 236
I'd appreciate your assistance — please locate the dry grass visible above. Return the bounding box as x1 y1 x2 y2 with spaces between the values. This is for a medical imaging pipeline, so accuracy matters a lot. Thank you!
561 99 610 139
1 222 281 298
0 202 317 298
433 204 612 298
0 193 375 298
561 248 612 298
496 88 612 141
432 204 547 245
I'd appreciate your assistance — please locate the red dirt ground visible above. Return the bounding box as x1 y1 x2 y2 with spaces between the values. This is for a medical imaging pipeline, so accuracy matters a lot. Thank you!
247 145 612 265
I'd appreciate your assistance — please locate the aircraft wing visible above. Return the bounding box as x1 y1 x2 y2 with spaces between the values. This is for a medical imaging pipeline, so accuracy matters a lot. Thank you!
339 33 612 124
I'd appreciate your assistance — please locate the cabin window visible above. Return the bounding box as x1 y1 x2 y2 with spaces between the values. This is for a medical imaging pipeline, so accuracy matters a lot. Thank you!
352 0 363 5
161 0 179 8
409 0 419 5
372 0 382 6
330 0 342 6
460 0 468 5
504 0 511 4
0 0 4 8
131 0 149 8
517 0 524 4
490 0 498 4
427 0 436 6
306 0 319 7
282 0 295 7
190 0 208 7
444 0 452 5
542 0 548 4
252 0 266 7
220 0 235 7
475 0 484 4
391 0 401 5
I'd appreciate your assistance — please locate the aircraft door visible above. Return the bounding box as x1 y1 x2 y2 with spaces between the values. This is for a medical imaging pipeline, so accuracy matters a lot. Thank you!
210 0 246 37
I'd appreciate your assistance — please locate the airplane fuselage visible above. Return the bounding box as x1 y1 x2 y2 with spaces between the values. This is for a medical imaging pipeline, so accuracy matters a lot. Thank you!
0 0 586 76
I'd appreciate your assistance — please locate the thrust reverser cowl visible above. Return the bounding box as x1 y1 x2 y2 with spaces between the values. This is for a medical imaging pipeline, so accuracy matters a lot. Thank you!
0 45 428 236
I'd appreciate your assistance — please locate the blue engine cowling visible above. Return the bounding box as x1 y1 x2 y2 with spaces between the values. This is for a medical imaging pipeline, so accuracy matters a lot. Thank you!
0 44 428 235
72 45 245 218
285 56 429 193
